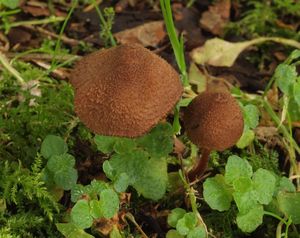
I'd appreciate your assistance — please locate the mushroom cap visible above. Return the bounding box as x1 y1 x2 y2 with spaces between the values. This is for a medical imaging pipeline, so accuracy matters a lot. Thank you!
183 90 244 151
70 44 183 137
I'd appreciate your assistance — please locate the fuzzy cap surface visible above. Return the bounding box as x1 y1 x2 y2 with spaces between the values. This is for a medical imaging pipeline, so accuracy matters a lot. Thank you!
183 90 244 151
71 44 183 137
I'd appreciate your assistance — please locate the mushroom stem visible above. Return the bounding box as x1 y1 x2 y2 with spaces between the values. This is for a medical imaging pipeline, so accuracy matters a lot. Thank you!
188 148 211 181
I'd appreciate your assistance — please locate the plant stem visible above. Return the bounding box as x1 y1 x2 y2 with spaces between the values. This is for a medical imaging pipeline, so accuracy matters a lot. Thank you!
0 51 25 85
92 0 116 47
1 16 65 29
125 212 149 238
188 148 211 181
51 0 78 68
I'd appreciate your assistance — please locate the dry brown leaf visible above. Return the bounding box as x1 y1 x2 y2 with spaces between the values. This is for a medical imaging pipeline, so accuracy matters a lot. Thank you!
200 0 231 35
191 37 300 67
114 21 166 47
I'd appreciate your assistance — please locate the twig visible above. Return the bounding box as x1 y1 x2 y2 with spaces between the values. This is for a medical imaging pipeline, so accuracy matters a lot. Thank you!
23 25 80 46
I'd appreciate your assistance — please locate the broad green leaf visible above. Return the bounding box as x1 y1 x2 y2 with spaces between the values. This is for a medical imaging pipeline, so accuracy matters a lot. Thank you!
113 138 136 154
274 64 296 95
277 191 300 224
137 123 173 157
294 81 300 106
47 154 75 172
277 177 296 193
90 200 102 219
54 168 78 191
89 180 108 197
236 204 264 232
167 208 186 228
94 135 118 154
71 184 86 203
100 189 119 218
103 160 115 179
47 154 77 190
113 173 130 193
71 200 93 229
1 0 20 9
233 177 258 213
187 226 207 238
236 129 255 149
56 223 94 238
225 155 252 185
288 97 300 121
203 175 233 211
109 150 168 200
176 212 197 236
166 230 184 238
243 104 259 129
253 169 276 205
41 135 68 159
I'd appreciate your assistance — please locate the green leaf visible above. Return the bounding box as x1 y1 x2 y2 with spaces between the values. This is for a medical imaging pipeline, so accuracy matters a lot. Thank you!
288 97 300 121
90 200 102 219
277 177 296 193
71 200 93 229
103 160 115 179
167 208 186 228
137 123 173 157
187 226 207 238
109 150 168 200
225 155 253 185
243 104 259 129
166 230 184 238
54 167 78 191
71 184 86 203
47 154 75 172
176 212 197 236
236 204 264 233
203 174 233 211
94 135 118 154
252 169 276 205
56 223 94 238
47 154 77 190
293 80 300 106
277 191 300 224
233 177 258 213
41 135 68 159
113 173 130 193
110 226 123 238
1 0 20 9
100 189 119 219
236 129 255 149
113 139 136 154
274 64 297 95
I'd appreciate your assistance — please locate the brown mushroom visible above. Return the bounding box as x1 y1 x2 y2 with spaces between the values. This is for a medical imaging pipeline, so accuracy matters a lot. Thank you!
183 90 244 181
70 44 183 137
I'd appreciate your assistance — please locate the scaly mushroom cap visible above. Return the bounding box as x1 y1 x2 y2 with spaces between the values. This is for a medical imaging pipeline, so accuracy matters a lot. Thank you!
71 44 183 137
183 90 244 151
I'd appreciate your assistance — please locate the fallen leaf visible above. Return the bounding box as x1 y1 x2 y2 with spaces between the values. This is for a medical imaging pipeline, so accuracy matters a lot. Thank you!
200 0 231 35
191 37 300 67
188 63 207 93
114 21 165 47
21 5 50 16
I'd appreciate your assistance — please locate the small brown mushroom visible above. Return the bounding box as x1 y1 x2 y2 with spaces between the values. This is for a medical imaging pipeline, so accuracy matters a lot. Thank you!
183 90 244 181
70 44 183 137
